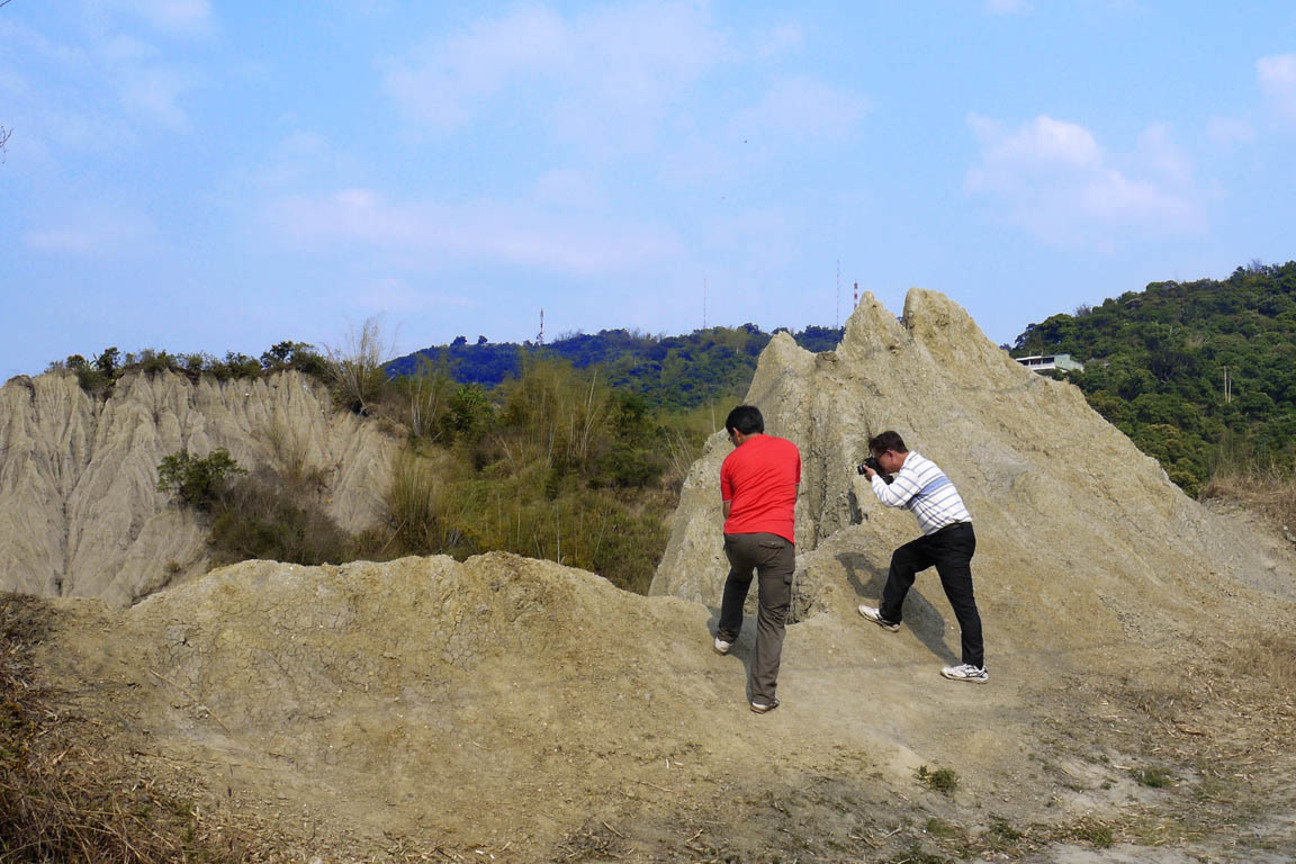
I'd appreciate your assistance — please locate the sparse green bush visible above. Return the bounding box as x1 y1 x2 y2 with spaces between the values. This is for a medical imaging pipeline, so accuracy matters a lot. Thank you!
985 816 1024 849
59 351 115 393
1131 765 1173 788
157 449 247 510
134 348 180 377
1070 819 1114 848
888 844 949 864
442 383 494 445
924 816 960 838
208 468 348 566
379 452 477 558
916 764 959 794
326 318 395 416
206 351 262 381
400 355 455 441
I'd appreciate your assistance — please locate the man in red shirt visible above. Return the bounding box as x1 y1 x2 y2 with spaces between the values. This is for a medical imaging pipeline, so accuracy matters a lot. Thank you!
714 405 801 714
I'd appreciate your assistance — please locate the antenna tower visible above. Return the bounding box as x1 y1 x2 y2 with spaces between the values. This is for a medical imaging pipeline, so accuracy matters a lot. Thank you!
537 309 545 345
853 281 859 309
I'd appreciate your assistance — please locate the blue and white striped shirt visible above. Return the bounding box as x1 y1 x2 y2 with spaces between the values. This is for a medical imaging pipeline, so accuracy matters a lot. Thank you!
871 451 971 535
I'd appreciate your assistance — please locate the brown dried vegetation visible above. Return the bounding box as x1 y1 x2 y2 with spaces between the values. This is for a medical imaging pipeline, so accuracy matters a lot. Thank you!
0 594 245 863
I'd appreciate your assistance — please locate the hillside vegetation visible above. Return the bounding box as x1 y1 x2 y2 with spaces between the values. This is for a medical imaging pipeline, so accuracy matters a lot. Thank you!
387 323 844 410
1011 260 1296 495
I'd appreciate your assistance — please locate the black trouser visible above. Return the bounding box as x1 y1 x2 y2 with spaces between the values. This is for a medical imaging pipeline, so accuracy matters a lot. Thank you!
717 532 795 704
879 521 984 669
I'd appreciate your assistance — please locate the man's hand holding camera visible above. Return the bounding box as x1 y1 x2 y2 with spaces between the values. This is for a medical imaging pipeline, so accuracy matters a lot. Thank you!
858 455 894 484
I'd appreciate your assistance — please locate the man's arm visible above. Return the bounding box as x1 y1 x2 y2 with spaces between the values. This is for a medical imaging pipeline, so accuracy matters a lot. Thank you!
871 471 919 508
723 500 732 519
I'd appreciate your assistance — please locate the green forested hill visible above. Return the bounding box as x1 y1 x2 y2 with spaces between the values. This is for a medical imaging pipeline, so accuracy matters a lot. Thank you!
389 324 845 411
1011 261 1296 494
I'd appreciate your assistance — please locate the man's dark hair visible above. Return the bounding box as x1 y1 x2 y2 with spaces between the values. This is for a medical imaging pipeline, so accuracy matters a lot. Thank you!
869 430 907 455
725 405 765 436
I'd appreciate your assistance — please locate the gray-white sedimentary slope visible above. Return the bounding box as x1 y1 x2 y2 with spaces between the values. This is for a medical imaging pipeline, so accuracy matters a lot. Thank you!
0 370 397 606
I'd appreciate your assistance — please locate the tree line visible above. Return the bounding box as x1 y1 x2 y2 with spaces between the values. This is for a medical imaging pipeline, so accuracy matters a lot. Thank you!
1010 260 1296 494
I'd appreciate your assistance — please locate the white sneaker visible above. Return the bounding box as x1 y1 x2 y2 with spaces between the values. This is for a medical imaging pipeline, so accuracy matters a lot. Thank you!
858 605 900 632
749 698 780 714
713 636 733 655
940 663 989 684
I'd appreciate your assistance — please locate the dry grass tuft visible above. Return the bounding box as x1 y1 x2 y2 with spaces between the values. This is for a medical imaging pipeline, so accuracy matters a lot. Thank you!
0 593 246 863
1200 463 1296 531
1226 633 1296 696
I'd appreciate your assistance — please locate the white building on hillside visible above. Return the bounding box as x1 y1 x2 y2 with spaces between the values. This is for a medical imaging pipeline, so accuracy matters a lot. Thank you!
1016 354 1085 374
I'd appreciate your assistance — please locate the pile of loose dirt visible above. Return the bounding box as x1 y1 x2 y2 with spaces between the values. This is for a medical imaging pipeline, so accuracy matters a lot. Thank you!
33 544 1296 862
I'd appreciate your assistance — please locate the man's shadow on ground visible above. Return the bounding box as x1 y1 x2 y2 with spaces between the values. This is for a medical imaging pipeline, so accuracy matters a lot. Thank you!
836 551 959 666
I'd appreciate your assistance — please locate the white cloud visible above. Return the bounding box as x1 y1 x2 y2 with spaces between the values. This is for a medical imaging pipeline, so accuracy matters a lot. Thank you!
965 113 1205 248
1258 54 1296 123
753 23 804 59
105 0 214 37
383 2 728 150
109 53 197 131
24 208 157 256
351 278 470 314
1136 123 1190 184
1207 116 1255 146
986 0 1030 14
261 188 683 276
15 22 202 139
730 77 869 145
532 169 605 209
384 5 567 133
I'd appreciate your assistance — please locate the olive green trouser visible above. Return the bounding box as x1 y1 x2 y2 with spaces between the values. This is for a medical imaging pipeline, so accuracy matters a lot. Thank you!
717 532 795 705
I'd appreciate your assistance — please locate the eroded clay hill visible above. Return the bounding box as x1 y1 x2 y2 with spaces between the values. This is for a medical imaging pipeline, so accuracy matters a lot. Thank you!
0 370 397 605
654 287 1293 647
15 291 1296 862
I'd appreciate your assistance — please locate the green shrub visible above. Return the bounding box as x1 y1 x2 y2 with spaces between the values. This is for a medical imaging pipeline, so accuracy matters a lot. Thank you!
326 318 395 416
211 352 262 381
1131 765 1173 788
442 383 494 444
208 469 348 566
134 348 180 376
916 764 959 794
1071 819 1113 848
399 355 455 441
378 453 478 559
60 352 113 393
157 449 247 510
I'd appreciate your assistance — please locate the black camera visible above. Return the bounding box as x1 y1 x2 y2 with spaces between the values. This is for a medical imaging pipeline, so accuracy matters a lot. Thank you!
857 456 894 484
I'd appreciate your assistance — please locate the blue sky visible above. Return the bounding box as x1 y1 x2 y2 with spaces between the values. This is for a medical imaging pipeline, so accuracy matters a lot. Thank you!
3 1 1296 378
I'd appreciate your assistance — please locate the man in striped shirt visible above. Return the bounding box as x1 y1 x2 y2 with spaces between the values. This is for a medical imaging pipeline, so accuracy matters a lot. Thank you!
857 430 987 684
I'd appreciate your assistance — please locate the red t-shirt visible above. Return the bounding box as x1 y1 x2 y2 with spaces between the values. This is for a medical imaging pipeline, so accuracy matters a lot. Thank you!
720 434 801 542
